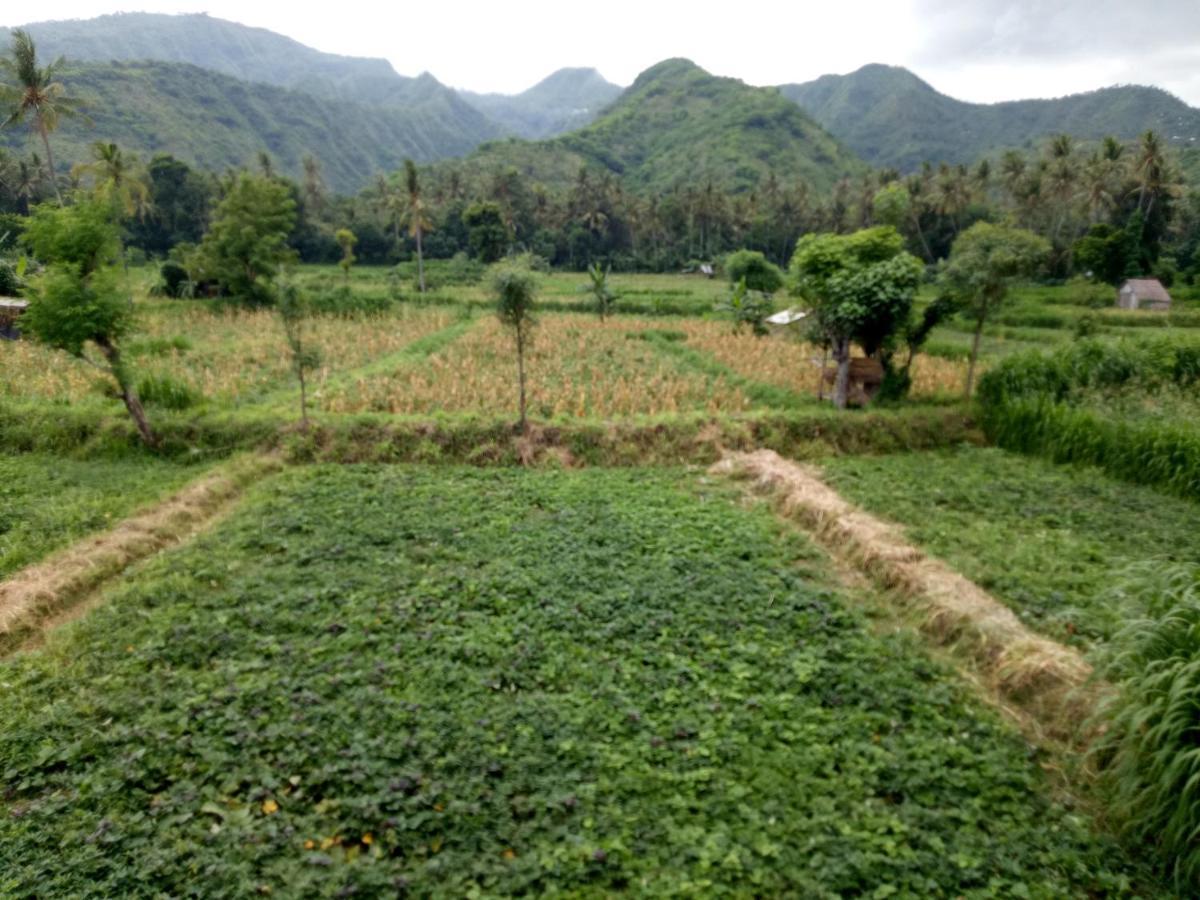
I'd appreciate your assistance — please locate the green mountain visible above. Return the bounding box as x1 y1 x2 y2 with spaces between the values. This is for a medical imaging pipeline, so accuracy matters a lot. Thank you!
457 59 864 195
2 13 452 107
781 64 1200 171
460 68 623 139
0 60 497 193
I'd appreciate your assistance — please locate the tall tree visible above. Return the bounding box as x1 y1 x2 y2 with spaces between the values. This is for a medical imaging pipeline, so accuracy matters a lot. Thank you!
790 226 923 409
0 29 85 205
939 222 1050 398
404 159 431 293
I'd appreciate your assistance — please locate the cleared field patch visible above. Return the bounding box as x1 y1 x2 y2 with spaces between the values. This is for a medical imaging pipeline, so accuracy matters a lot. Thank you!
822 446 1200 646
0 453 211 578
322 314 755 418
0 466 1142 896
0 305 460 408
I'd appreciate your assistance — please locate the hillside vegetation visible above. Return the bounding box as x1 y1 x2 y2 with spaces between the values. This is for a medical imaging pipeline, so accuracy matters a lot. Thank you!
0 61 498 194
782 64 1200 171
457 59 863 196
461 68 623 139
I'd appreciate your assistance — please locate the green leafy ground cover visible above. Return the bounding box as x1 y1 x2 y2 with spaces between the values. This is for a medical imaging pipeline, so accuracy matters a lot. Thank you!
0 466 1145 896
822 446 1200 646
0 453 209 577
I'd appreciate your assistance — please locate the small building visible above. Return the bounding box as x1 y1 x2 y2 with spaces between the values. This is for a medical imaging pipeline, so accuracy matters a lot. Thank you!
1117 279 1172 311
0 298 28 340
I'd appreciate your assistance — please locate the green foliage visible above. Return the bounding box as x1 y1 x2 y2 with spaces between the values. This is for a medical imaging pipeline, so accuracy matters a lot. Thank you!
278 284 322 426
157 259 191 298
583 261 617 318
940 224 1051 317
977 337 1200 498
493 263 538 331
781 63 1200 172
1073 223 1135 284
714 277 774 336
22 200 121 276
723 249 783 294
0 256 23 295
791 225 924 355
22 262 128 357
462 201 509 263
823 447 1200 646
194 173 297 306
0 451 204 577
334 228 356 280
1091 565 1200 891
0 466 1146 895
135 373 199 410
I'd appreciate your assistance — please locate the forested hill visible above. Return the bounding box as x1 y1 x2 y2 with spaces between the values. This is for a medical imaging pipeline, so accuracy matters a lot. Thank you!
461 68 624 139
781 64 1200 171
1 13 451 107
0 61 498 194
453 59 864 196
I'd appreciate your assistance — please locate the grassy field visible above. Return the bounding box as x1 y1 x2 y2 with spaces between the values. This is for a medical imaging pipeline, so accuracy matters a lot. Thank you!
822 446 1200 646
0 466 1145 896
0 453 210 578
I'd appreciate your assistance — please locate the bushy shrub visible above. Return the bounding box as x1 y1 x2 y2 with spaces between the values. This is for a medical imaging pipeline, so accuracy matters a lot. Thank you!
135 374 200 410
0 258 23 297
1090 565 1200 891
158 260 192 298
306 286 392 316
724 249 784 294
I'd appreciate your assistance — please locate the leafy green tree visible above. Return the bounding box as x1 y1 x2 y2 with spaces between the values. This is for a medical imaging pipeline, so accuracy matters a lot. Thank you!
193 173 296 306
72 142 152 222
790 225 923 409
278 284 321 430
125 155 212 256
724 249 783 293
335 228 357 283
21 199 157 445
583 261 617 320
939 222 1050 398
0 29 85 205
493 263 537 431
1073 223 1133 284
404 159 432 293
463 201 509 263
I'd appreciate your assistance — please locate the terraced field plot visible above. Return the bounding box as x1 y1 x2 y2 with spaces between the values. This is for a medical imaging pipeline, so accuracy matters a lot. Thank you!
0 466 1141 896
0 453 210 577
823 446 1200 646
321 315 761 418
0 305 460 408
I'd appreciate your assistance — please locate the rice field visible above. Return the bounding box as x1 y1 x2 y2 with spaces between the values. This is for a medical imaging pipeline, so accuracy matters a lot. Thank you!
321 314 758 418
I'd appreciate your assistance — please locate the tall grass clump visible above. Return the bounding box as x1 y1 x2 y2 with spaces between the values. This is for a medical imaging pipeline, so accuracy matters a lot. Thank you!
977 337 1200 499
1089 565 1200 891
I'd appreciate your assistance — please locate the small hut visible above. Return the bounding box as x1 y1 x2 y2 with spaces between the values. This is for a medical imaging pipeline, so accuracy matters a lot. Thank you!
0 298 28 340
823 357 884 406
1117 279 1171 311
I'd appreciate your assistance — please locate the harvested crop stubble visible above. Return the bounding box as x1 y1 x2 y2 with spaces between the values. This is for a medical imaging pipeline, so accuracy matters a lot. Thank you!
323 315 753 418
713 449 1096 732
0 307 458 405
676 321 972 399
0 454 279 653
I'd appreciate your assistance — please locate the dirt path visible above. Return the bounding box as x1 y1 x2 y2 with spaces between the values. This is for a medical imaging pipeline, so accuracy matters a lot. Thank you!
712 449 1099 740
0 454 281 655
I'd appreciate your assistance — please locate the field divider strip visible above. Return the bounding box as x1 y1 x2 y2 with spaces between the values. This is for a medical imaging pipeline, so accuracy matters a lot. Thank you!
636 330 816 410
712 448 1103 739
0 453 283 655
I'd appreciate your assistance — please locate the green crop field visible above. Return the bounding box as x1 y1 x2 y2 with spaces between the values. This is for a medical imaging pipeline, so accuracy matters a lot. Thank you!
822 446 1200 647
0 466 1146 896
0 453 210 577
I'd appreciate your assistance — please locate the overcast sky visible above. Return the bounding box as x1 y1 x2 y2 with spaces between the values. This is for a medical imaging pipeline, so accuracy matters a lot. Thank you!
4 1 1200 105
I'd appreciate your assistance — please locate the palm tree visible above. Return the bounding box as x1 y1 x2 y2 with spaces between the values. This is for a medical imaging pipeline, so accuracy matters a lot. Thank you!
0 29 85 205
403 159 432 293
73 141 152 220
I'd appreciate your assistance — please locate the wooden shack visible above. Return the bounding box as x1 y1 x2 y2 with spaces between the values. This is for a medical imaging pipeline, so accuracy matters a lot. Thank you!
823 357 884 406
1117 278 1171 311
0 298 28 340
